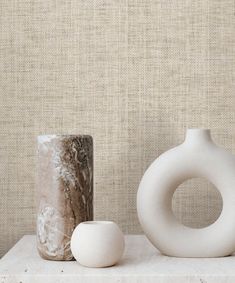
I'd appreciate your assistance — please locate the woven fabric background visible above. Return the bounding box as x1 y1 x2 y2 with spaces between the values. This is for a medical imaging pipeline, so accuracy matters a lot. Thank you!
0 0 235 257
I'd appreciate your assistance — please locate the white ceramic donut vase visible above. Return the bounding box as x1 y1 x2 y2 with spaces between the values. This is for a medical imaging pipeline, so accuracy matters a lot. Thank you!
71 221 125 267
137 128 235 258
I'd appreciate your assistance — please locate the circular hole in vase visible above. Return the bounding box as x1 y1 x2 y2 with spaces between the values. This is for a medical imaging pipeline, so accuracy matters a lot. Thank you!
172 178 223 229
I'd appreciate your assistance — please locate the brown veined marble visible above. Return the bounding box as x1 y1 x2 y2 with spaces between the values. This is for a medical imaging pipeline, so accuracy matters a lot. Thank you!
36 135 93 261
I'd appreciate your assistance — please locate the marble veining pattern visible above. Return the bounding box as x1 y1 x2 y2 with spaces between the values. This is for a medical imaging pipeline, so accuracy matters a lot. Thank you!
36 135 93 260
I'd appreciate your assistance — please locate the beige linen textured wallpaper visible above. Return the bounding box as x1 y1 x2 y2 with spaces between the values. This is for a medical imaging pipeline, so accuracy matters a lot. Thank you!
0 0 235 257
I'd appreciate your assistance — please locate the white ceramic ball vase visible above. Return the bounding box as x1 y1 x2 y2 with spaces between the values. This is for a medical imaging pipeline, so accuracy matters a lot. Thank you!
137 128 235 257
71 221 125 267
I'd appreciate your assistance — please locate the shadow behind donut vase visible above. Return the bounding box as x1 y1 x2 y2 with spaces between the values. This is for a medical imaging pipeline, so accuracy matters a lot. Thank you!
137 129 235 257
36 135 93 261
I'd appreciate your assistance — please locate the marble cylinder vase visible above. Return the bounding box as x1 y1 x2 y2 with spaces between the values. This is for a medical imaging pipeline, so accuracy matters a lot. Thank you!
36 135 93 261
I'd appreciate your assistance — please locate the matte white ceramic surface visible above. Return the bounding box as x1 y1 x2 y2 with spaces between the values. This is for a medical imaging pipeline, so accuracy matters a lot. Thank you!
137 128 235 257
71 221 125 268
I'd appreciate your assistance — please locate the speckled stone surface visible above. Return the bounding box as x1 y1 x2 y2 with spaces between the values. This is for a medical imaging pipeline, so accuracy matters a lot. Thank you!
2 235 235 283
36 135 93 261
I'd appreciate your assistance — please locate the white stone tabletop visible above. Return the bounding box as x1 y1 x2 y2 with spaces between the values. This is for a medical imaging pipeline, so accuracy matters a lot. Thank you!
1 235 235 283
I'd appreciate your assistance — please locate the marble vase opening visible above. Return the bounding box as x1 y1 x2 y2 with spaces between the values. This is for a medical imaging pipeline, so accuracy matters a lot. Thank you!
172 177 223 229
